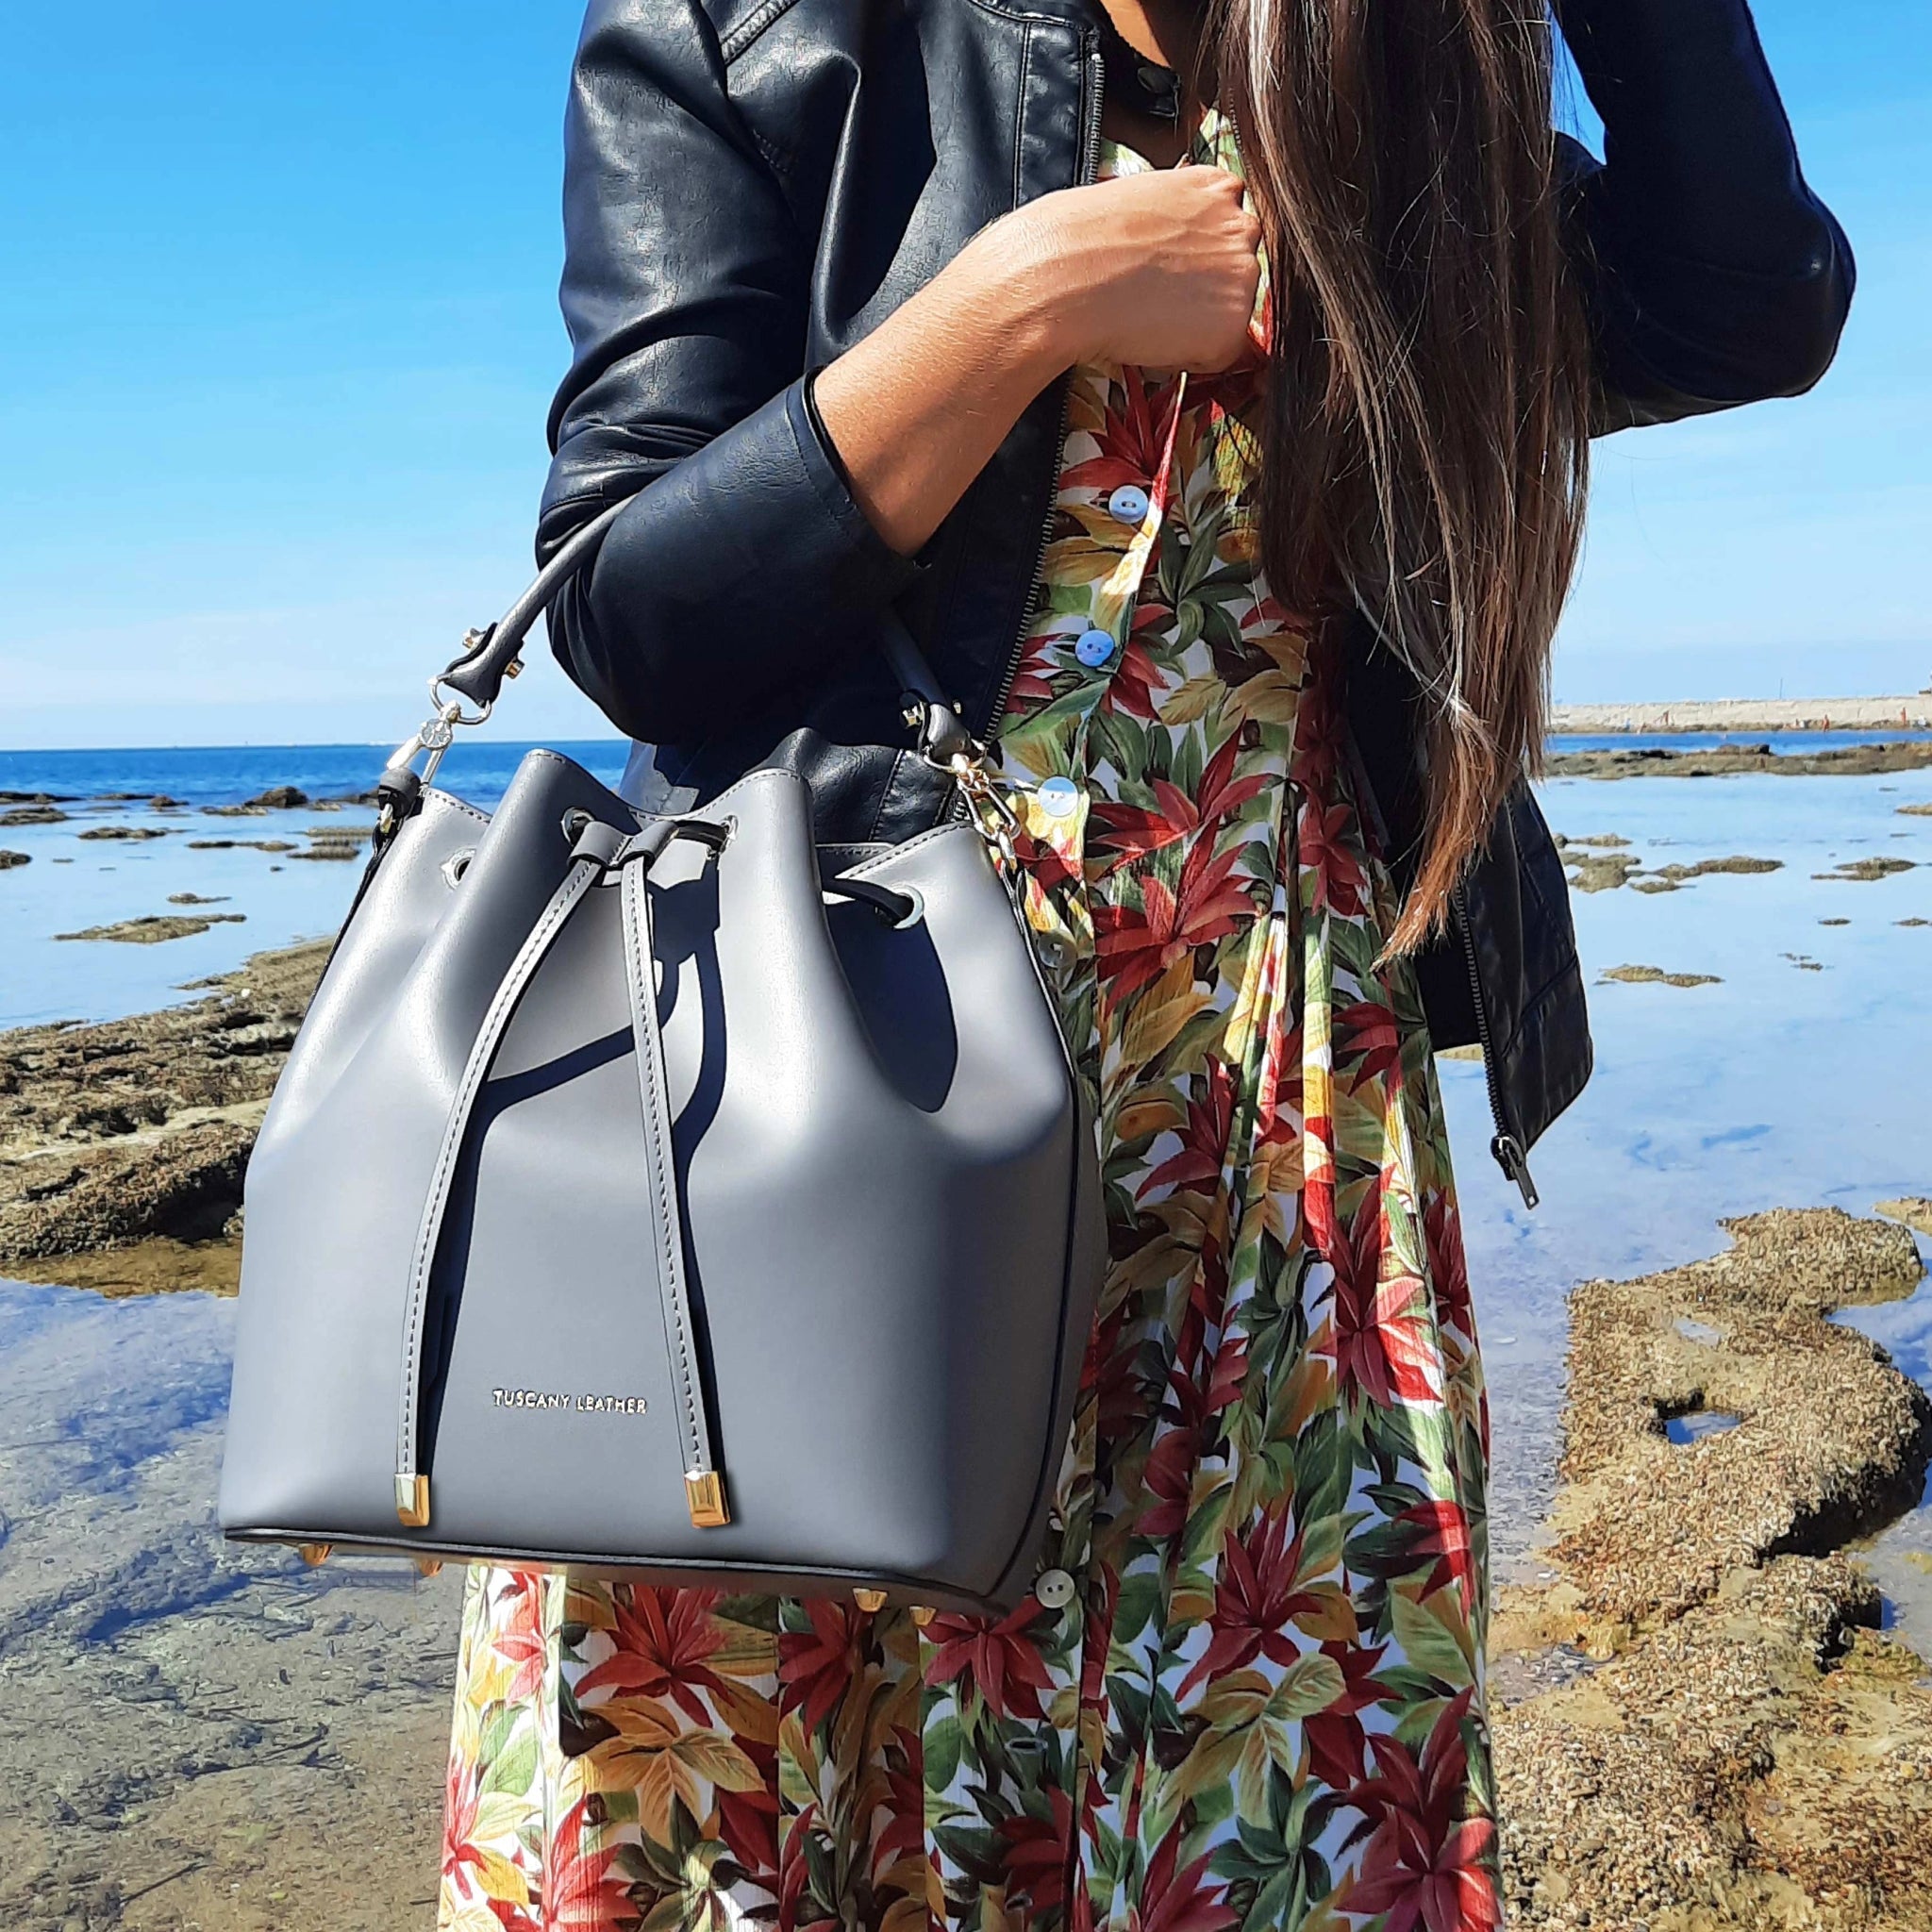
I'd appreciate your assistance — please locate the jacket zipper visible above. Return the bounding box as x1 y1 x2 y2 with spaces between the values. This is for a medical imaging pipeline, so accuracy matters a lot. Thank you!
1451 881 1539 1209
977 35 1107 743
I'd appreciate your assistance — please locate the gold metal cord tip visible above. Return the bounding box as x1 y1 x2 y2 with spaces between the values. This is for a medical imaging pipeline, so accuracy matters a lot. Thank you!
685 1470 730 1528
395 1474 431 1527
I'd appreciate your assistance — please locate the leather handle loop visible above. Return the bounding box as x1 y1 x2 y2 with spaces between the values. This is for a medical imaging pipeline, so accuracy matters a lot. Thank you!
432 497 958 734
438 499 629 708
383 498 967 844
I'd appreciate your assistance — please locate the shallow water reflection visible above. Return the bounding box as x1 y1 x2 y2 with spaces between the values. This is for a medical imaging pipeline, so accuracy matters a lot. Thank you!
0 1274 459 1924
1446 766 1932 1615
1 759 1929 1729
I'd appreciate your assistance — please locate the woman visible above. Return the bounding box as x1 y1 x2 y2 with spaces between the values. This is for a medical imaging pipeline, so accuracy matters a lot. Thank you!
439 0 1848 1924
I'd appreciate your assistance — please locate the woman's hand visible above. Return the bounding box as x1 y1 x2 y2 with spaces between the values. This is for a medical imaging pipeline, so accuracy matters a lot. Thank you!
998 167 1263 375
812 165 1261 557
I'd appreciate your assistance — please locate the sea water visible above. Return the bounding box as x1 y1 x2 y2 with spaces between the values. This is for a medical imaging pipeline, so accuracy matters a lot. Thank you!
2 740 1931 1642
0 739 630 1028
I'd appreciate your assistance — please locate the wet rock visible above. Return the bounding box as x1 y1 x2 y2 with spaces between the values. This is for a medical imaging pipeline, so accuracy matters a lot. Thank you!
1570 854 1644 892
1492 1209 1932 1929
1547 741 1932 780
165 892 229 907
1 1122 253 1263
205 787 310 817
1 806 68 825
1496 1555 1932 1930
0 851 27 871
1651 854 1783 881
53 915 247 945
1876 1197 1932 1239
1598 964 1724 988
76 825 172 842
1553 839 1783 895
1815 857 1918 882
184 838 296 853
0 940 324 1272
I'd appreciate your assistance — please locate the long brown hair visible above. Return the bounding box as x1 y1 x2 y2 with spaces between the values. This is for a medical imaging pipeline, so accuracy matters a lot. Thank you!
1211 0 1591 951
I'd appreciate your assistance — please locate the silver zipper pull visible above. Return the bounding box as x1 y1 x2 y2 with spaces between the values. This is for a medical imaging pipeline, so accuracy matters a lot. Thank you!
1491 1133 1540 1211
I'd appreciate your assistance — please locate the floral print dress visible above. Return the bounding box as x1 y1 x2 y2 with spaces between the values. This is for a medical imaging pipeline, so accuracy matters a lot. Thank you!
439 108 1498 1932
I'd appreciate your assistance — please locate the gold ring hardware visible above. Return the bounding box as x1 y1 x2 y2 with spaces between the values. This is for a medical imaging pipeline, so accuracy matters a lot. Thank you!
411 1557 444 1578
909 1606 936 1628
685 1471 731 1528
297 1543 333 1568
852 1588 889 1614
395 1474 431 1527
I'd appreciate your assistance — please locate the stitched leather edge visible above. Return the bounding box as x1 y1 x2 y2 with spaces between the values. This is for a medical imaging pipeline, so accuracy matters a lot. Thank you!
719 0 805 64
623 862 711 1476
395 857 605 1484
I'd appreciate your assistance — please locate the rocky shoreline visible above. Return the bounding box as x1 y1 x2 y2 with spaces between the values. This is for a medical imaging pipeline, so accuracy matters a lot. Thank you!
1544 738 1932 780
0 941 327 1289
1491 1208 1932 1928
0 784 375 881
3 947 1931 1926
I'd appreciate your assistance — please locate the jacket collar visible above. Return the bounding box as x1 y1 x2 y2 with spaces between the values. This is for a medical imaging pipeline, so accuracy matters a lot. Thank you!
992 0 1184 121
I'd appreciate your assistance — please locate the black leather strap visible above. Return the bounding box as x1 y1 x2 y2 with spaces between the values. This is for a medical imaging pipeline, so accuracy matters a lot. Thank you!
435 495 960 747
438 500 630 709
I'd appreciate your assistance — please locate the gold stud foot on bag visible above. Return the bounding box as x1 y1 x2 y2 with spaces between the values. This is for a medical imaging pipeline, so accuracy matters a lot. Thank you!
297 1543 332 1568
909 1606 936 1628
411 1557 443 1578
395 1474 431 1527
853 1588 889 1613
685 1471 731 1527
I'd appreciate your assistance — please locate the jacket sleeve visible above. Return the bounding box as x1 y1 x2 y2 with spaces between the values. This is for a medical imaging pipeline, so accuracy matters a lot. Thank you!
1553 0 1855 432
538 0 924 745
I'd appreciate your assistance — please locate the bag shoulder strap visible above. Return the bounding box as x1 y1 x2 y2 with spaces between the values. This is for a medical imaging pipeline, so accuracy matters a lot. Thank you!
374 496 970 838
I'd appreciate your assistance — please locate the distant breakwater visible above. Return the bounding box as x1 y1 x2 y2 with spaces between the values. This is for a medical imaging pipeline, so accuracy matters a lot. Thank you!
1554 695 1932 734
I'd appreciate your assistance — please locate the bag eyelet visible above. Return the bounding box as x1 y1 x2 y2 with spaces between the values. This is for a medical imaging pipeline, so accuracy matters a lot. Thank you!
441 848 475 888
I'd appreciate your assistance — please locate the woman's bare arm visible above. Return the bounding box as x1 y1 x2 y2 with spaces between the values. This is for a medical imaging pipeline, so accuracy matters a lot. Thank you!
814 165 1261 557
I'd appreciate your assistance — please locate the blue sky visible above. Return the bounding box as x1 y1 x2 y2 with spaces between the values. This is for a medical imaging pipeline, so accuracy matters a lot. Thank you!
2 0 1926 750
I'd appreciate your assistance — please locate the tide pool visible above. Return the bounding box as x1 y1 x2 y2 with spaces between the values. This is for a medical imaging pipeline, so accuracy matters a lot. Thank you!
2 748 1931 1641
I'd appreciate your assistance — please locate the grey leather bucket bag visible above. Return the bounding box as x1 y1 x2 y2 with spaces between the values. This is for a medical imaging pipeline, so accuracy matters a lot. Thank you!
218 505 1105 1616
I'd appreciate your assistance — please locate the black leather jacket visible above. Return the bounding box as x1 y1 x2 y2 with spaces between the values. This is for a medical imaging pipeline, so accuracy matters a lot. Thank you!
536 0 1852 1198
